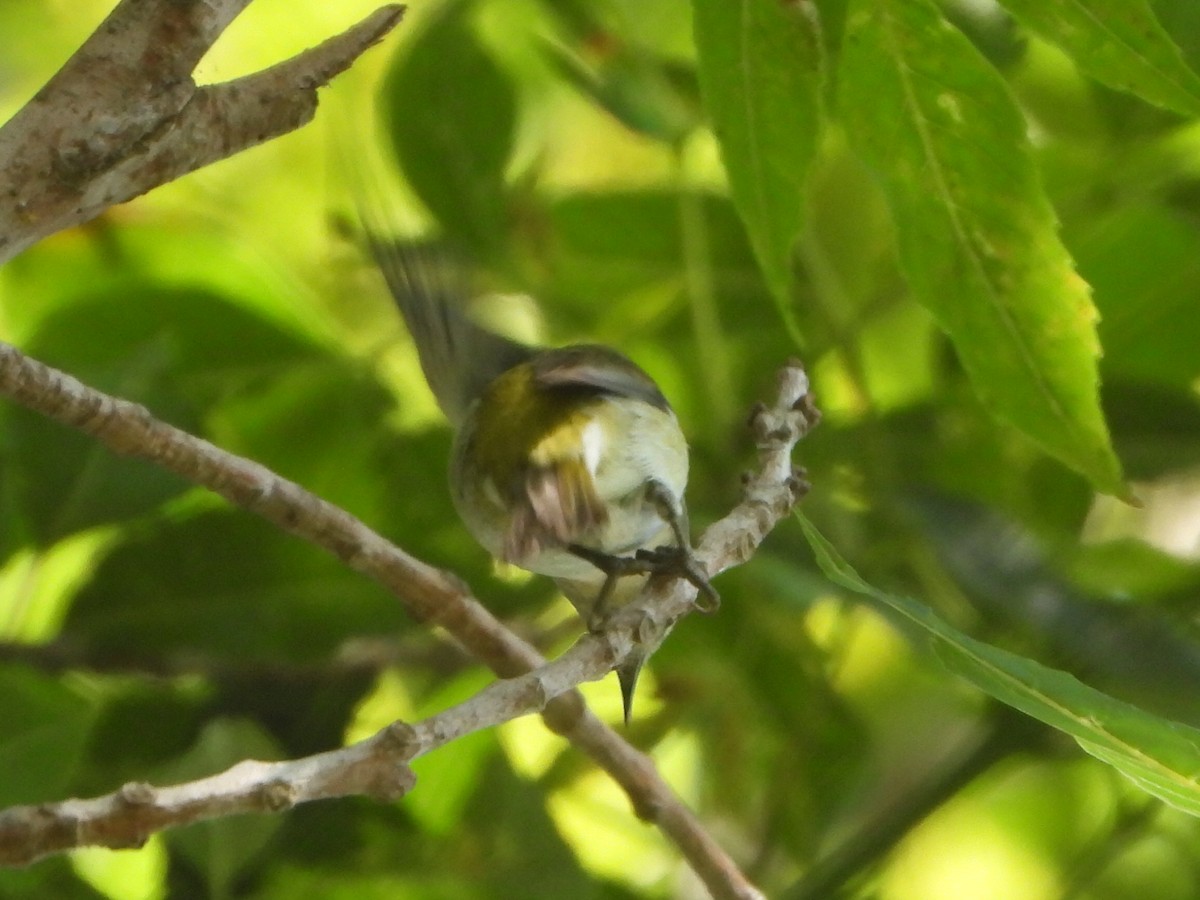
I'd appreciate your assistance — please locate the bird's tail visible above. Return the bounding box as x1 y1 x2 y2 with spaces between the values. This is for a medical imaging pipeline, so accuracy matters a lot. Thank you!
364 239 531 425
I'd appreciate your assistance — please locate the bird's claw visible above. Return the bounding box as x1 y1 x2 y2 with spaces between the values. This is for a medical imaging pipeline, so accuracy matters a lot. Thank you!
633 545 720 613
568 542 720 625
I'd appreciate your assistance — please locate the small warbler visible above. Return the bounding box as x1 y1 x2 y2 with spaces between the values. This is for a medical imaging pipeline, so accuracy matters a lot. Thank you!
371 242 716 721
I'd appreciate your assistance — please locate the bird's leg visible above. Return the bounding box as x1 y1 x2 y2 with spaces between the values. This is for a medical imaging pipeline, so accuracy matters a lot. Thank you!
647 480 692 550
566 543 654 631
642 481 720 613
567 484 719 627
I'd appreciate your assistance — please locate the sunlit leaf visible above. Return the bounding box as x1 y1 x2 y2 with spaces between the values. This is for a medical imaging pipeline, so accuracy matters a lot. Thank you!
999 0 1200 116
800 514 1200 817
839 0 1126 496
406 671 498 836
692 0 823 340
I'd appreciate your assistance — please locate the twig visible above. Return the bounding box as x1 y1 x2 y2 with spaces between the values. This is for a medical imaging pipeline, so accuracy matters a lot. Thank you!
0 0 405 264
591 361 818 676
0 648 583 867
2 549 824 873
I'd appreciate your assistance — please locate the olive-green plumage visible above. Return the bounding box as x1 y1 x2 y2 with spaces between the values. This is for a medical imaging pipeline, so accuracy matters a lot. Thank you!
371 241 693 722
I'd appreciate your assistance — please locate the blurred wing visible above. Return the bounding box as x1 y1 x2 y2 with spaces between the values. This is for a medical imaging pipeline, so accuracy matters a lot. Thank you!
367 238 533 426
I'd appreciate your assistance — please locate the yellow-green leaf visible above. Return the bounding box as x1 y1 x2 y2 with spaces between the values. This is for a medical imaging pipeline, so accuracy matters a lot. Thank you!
839 0 1126 495
692 0 823 342
1001 0 1200 117
799 514 1200 817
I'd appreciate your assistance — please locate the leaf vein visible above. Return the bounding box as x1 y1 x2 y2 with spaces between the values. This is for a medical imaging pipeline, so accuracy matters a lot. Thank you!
879 0 1074 426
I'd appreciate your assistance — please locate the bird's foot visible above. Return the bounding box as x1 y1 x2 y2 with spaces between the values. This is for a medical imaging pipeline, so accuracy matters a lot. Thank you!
633 544 720 613
567 542 719 629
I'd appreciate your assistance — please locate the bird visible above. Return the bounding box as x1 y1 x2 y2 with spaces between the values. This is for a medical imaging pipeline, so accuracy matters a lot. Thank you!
368 240 716 722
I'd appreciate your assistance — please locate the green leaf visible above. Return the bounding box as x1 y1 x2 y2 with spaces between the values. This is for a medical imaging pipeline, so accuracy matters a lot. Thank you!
546 189 770 312
406 671 498 836
692 0 823 341
540 38 702 145
7 287 325 545
258 869 488 900
839 0 1126 496
1104 382 1200 480
80 681 213 791
6 337 192 547
62 511 409 665
912 494 1200 727
1073 204 1200 391
1067 535 1200 601
999 0 1200 117
382 1 516 258
213 361 398 519
0 858 106 900
798 514 1200 817
0 667 96 807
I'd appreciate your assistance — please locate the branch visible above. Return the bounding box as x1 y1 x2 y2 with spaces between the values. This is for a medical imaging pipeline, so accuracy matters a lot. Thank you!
6 534 839 871
0 652 563 866
0 0 405 265
0 341 815 897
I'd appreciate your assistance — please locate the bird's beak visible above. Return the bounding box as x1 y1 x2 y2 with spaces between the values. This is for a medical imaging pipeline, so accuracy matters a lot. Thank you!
617 649 648 726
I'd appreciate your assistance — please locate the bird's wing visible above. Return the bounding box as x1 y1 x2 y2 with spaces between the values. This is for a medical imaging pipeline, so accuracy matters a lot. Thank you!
368 239 533 426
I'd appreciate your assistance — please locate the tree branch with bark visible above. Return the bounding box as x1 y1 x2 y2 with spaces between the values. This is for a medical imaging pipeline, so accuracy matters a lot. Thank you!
0 0 403 264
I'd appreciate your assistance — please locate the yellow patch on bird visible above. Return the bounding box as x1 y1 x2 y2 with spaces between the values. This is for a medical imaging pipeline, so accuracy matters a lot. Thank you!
472 362 599 480
468 361 611 559
530 422 591 467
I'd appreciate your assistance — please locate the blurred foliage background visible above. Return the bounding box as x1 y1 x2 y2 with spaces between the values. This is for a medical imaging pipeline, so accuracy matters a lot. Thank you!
3 0 1200 897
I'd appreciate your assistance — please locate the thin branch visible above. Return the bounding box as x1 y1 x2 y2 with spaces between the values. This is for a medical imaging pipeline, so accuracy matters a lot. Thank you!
0 342 541 670
0 1 405 264
0 340 814 898
4 574 829 871
0 651 562 867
